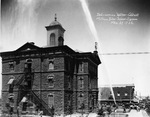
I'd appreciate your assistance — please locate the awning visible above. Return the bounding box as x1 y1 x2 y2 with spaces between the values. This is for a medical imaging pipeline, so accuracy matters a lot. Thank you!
21 97 27 102
7 79 14 85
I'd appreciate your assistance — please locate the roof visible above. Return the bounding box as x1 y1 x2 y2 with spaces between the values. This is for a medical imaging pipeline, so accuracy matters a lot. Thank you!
45 16 65 32
99 84 135 88
49 20 62 26
0 42 101 65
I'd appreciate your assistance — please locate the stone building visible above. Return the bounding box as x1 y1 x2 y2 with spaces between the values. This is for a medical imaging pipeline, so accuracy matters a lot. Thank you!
0 16 101 115
99 84 135 104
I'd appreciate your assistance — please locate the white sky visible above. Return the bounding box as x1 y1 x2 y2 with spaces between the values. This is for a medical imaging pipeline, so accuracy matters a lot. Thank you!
1 0 150 97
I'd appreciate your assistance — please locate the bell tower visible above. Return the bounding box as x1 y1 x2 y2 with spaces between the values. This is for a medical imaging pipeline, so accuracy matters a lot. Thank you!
45 14 65 47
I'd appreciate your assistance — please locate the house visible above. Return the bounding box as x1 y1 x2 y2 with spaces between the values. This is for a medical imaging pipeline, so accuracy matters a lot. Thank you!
99 84 135 105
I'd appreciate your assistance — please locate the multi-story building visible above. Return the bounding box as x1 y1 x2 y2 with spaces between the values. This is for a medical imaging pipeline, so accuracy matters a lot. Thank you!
0 16 101 116
99 84 135 104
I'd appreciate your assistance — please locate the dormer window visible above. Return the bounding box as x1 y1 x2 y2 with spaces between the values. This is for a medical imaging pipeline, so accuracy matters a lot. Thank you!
9 62 14 72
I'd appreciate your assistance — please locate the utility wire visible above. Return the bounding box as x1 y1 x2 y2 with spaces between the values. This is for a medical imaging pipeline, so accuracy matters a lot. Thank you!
99 52 150 55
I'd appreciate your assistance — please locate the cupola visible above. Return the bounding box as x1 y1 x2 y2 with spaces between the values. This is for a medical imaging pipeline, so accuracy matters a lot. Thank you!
45 14 65 47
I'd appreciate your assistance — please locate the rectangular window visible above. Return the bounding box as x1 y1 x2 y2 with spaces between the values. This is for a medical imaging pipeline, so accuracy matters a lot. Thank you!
68 76 71 89
79 77 84 89
8 78 14 93
49 59 54 70
79 62 84 72
9 94 14 103
9 85 14 93
22 102 27 111
78 93 84 109
24 63 32 73
117 92 120 96
125 93 128 96
47 74 54 87
68 94 71 106
9 62 14 72
48 94 54 108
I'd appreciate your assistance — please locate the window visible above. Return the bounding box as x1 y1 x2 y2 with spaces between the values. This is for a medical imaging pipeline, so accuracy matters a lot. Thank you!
117 92 120 96
68 94 71 106
78 93 84 109
8 76 15 93
9 85 13 93
9 62 14 72
68 76 71 89
49 59 54 70
22 102 27 111
47 74 54 87
79 77 84 89
79 62 84 72
48 93 54 108
8 94 14 103
125 92 128 96
65 60 70 71
25 59 32 72
50 33 55 46
79 93 84 98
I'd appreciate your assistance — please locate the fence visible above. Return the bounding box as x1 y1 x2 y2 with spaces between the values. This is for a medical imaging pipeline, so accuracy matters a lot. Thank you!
109 113 128 117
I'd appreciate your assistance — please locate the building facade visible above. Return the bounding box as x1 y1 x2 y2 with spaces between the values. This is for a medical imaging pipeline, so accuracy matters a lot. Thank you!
99 84 135 104
0 17 101 116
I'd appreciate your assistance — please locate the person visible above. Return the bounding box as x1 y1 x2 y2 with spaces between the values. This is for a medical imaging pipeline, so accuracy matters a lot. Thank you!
35 104 39 114
17 106 20 117
51 106 55 116
39 110 43 117
97 106 104 117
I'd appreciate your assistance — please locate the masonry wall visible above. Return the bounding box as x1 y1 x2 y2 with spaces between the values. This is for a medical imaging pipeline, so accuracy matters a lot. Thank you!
1 49 100 115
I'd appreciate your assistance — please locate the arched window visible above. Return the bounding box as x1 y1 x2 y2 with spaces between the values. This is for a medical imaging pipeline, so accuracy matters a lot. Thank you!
50 33 55 46
48 93 54 108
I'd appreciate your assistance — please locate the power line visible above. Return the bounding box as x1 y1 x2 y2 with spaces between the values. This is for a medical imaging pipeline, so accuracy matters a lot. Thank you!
99 52 150 55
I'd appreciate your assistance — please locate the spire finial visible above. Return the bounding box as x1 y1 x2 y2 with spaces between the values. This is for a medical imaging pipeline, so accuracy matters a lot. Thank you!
55 14 57 21
95 42 98 51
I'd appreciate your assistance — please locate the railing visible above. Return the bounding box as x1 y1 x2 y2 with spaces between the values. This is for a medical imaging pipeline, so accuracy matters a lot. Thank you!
30 90 53 116
110 112 128 117
15 75 25 86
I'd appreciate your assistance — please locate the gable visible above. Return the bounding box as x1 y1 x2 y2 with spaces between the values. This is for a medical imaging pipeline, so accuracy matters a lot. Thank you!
15 42 40 52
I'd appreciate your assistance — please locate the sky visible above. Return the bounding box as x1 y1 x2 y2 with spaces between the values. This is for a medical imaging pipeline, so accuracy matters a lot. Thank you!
1 0 150 97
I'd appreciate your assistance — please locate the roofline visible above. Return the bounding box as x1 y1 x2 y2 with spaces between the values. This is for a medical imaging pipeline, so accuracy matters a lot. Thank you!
99 84 135 87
